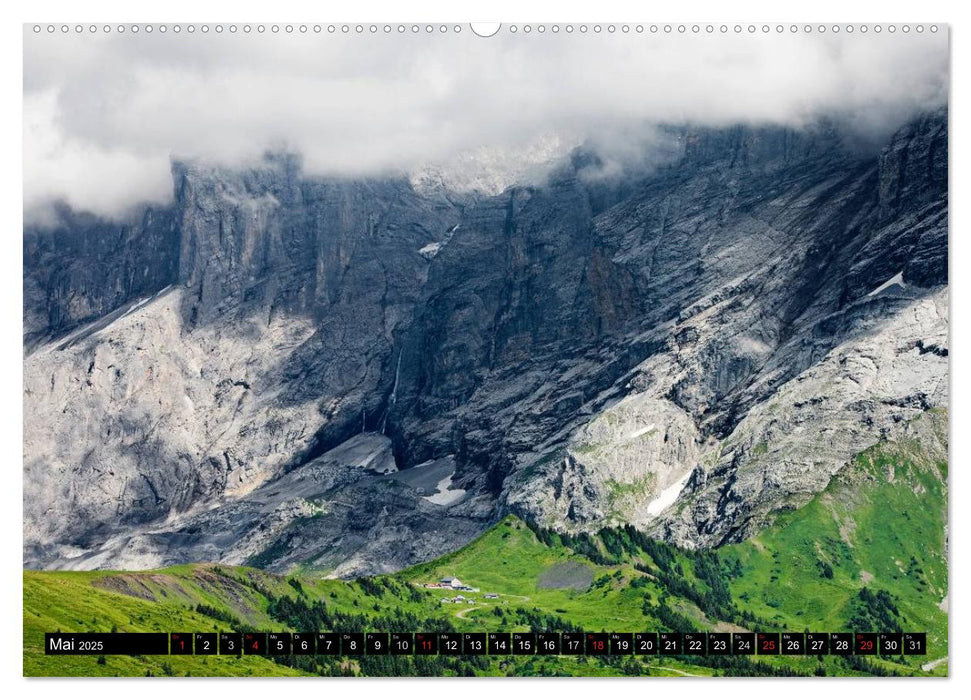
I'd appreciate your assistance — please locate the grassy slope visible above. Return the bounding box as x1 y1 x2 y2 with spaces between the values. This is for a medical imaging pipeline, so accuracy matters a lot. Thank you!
405 518 659 632
721 410 948 675
24 412 947 677
24 567 307 677
23 559 692 678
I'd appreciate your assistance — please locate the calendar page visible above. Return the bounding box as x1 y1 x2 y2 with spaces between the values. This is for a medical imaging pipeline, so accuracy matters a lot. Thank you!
22 21 948 678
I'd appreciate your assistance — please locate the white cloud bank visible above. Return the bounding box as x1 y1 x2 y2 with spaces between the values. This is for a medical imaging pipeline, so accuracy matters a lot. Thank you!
24 27 948 219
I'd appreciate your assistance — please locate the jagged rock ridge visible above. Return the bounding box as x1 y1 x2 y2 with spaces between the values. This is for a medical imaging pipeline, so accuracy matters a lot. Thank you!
23 111 947 573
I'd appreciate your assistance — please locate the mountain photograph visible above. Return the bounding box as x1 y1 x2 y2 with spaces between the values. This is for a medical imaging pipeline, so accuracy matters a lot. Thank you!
22 23 948 678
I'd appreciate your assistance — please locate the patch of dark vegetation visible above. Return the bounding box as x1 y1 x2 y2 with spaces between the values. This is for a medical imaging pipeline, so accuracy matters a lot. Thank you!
260 586 507 676
193 603 244 628
848 587 903 634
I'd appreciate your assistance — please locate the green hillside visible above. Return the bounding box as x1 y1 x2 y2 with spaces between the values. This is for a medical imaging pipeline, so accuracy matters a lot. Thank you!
24 411 947 677
721 409 948 673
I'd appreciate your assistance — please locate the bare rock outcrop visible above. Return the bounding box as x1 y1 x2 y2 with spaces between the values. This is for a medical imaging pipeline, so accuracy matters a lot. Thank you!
23 111 948 572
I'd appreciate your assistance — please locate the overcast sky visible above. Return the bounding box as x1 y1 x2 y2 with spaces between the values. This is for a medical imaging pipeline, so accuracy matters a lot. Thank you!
23 27 948 220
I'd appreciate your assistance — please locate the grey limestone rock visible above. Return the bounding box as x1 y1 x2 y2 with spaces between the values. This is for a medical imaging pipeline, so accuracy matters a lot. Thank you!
23 111 948 572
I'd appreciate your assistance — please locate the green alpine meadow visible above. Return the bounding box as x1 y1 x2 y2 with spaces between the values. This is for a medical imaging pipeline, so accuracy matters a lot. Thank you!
24 412 947 677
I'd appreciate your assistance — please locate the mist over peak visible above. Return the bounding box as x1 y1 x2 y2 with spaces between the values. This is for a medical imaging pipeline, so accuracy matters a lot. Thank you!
24 28 948 221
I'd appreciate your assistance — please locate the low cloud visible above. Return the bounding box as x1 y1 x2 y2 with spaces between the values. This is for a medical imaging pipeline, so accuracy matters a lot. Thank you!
24 27 949 220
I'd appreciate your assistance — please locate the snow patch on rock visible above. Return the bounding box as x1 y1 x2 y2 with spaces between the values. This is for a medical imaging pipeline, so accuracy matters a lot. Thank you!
424 473 467 506
867 270 906 297
646 470 693 517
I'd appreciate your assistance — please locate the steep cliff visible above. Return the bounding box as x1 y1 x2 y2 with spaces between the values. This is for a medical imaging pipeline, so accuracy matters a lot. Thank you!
23 111 947 572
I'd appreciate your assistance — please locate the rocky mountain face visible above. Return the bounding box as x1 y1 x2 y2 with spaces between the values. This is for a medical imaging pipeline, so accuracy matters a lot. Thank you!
23 110 948 574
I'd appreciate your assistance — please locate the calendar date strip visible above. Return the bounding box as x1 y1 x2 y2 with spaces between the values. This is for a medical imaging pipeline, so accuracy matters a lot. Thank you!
45 631 927 657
